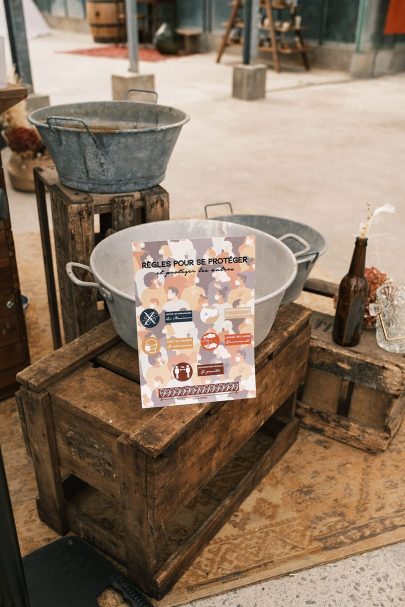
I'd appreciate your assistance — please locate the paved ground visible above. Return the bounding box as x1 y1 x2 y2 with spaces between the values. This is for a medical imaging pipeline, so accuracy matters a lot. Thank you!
5 30 405 606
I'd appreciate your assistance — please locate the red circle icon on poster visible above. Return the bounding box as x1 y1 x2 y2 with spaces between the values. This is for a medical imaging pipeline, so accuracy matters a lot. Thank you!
201 331 220 351
173 362 193 382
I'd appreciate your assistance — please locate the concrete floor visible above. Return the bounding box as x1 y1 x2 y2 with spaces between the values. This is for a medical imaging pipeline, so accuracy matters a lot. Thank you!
6 30 405 606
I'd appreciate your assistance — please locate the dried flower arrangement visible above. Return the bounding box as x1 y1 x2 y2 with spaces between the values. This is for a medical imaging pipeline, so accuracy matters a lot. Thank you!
364 266 388 328
2 88 52 191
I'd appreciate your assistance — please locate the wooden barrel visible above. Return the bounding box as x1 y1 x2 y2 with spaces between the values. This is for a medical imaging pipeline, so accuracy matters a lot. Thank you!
86 0 126 43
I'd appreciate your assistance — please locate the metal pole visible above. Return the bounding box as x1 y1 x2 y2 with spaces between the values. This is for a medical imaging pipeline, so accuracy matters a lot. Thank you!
0 447 31 607
3 0 33 88
125 0 139 73
243 0 259 65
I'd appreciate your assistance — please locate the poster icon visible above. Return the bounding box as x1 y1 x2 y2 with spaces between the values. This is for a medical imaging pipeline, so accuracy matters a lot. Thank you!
200 306 219 324
140 308 160 328
173 362 193 382
201 331 220 351
142 335 160 355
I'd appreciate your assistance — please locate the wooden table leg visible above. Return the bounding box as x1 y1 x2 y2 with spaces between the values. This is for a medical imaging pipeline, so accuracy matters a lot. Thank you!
34 168 62 350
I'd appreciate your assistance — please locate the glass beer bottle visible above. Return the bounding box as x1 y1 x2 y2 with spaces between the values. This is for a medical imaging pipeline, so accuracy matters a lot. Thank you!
333 237 369 347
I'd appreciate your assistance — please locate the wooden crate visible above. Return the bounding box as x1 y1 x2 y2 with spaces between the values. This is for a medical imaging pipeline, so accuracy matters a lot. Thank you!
34 167 170 347
297 310 405 454
17 303 311 598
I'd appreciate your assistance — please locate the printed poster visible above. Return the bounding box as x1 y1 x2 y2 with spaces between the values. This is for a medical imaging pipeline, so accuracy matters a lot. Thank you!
132 236 256 407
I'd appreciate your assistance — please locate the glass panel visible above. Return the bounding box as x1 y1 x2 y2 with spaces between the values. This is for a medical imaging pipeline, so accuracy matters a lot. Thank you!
301 0 360 44
177 0 203 28
67 0 85 18
50 0 67 17
34 0 52 13
212 0 232 32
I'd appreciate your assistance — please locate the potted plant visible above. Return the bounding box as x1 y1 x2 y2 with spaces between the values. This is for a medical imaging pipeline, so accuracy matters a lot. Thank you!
2 95 52 192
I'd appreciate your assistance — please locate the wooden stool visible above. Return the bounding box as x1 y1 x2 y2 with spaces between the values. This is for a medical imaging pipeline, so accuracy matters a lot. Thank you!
17 303 311 598
34 167 169 349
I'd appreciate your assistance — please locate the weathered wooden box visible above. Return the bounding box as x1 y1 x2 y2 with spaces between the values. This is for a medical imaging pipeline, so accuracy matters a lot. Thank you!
297 311 405 453
17 304 310 598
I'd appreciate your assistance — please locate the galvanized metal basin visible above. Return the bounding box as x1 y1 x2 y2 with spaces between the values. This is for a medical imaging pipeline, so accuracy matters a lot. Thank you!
213 214 327 303
66 219 298 349
29 100 189 193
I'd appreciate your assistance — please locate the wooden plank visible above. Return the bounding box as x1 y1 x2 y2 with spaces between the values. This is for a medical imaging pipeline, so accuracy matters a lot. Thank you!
49 364 157 438
117 436 159 594
143 328 309 521
385 393 405 437
110 195 143 232
66 484 126 564
301 367 341 414
309 313 405 395
21 388 68 533
53 406 120 499
17 319 119 391
303 277 338 298
296 403 390 453
15 390 31 457
0 83 27 114
95 341 140 382
349 385 389 429
152 419 299 598
143 186 170 223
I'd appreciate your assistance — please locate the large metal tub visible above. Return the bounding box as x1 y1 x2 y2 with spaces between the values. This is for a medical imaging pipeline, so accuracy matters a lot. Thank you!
66 219 297 349
29 98 189 193
209 207 326 303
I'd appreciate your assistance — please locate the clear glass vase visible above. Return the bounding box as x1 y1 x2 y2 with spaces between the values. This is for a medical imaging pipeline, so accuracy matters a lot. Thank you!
369 282 405 354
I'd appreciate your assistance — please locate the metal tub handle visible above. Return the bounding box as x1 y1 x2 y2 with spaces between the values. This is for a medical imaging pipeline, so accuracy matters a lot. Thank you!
47 115 93 135
279 233 311 258
204 202 234 218
46 116 108 178
126 89 159 103
66 262 113 301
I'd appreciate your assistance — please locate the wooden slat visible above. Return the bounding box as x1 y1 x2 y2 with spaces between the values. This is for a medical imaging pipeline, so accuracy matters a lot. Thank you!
143 187 170 223
117 436 159 594
49 364 157 438
303 277 338 298
15 390 31 456
110 195 143 232
21 388 68 533
95 340 140 382
310 312 405 395
17 319 119 391
0 83 27 114
296 403 390 454
53 405 120 499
